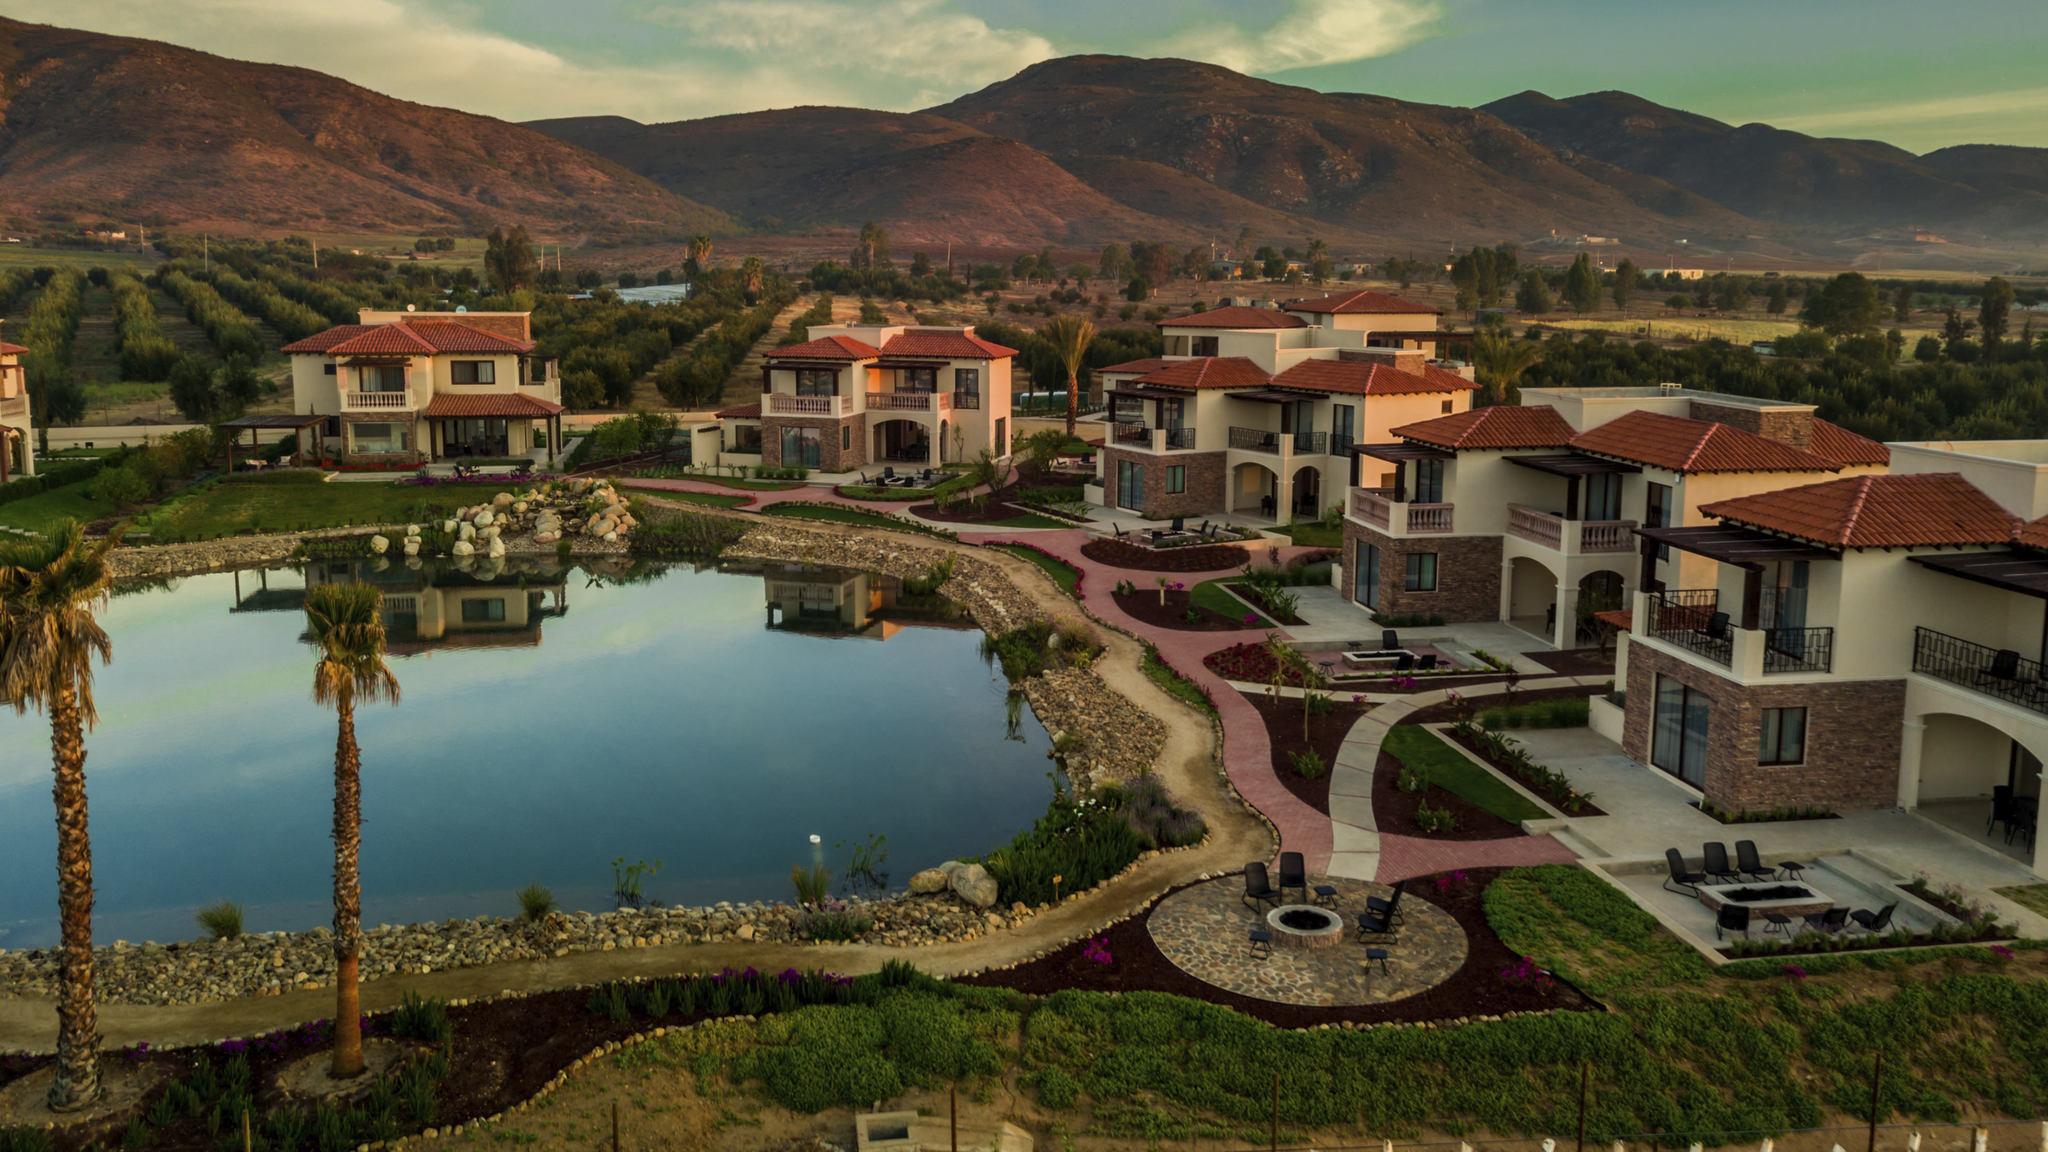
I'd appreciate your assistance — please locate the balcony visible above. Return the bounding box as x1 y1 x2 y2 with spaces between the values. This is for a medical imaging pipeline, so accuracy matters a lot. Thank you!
1642 589 1835 675
344 389 414 411
1761 626 1834 674
768 393 849 417
1228 427 1282 453
1507 504 1638 555
867 391 951 414
1913 627 2048 715
1349 487 1454 536
1110 422 1197 452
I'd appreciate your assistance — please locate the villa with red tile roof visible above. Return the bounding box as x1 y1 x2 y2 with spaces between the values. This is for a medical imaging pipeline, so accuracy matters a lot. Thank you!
716 323 1016 474
1606 439 2048 873
1092 293 1473 521
283 310 563 465
0 340 33 482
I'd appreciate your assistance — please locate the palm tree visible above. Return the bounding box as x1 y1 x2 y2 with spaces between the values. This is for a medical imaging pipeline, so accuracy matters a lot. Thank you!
305 581 400 1079
1470 327 1543 406
1041 315 1096 438
0 521 115 1112
687 234 713 274
739 256 765 300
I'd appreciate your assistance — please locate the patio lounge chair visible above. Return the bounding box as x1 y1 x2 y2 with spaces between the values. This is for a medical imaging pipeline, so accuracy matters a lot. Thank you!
1803 907 1849 935
1113 523 1129 540
1277 852 1308 902
1850 903 1898 935
1417 654 1438 671
1703 612 1731 641
1394 653 1415 672
1987 648 2022 682
1990 784 2015 835
1734 840 1777 881
1355 908 1397 942
1242 863 1282 912
1701 842 1742 886
1714 904 1751 940
1381 629 1400 652
882 466 896 481
1368 880 1406 925
1662 849 1706 895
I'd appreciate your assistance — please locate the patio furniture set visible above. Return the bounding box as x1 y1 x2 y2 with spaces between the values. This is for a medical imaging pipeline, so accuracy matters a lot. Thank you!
1340 631 1443 673
1989 784 2039 850
1244 853 1401 982
1108 519 1230 546
1663 841 1898 941
858 466 938 489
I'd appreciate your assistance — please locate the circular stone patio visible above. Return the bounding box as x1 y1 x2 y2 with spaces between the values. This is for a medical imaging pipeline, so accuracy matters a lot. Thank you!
1146 875 1468 1006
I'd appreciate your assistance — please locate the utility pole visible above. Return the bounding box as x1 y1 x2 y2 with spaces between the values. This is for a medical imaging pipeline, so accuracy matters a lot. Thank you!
203 233 210 273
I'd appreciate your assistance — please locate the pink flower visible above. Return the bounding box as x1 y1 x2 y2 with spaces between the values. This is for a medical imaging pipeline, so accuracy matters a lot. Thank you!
1781 964 1808 980
1990 944 2016 960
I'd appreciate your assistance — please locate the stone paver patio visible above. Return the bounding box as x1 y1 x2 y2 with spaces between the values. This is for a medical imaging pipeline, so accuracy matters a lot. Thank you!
1146 875 1467 1006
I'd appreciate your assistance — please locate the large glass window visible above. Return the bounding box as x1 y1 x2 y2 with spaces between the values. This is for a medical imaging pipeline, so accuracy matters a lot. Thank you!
460 598 507 624
1354 541 1381 610
1116 458 1144 511
1585 472 1623 520
1191 336 1219 356
794 368 838 396
994 417 1007 455
954 367 979 397
1651 675 1710 788
1166 465 1186 495
1331 404 1356 450
901 367 938 393
1412 459 1445 503
1404 552 1437 591
1758 707 1806 765
1646 481 1672 563
450 360 495 385
349 422 409 454
362 365 406 392
780 426 822 467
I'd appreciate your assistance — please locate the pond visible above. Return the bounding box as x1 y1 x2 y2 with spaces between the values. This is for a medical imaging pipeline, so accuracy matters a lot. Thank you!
0 558 1054 949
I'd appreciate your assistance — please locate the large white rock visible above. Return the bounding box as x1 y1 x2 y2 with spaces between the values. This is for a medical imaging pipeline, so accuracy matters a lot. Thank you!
908 868 950 895
513 501 529 515
368 535 389 555
402 537 421 557
450 540 475 558
486 537 507 559
457 522 476 542
492 492 515 509
406 524 421 537
534 530 560 545
442 519 459 535
949 863 998 909
475 509 496 529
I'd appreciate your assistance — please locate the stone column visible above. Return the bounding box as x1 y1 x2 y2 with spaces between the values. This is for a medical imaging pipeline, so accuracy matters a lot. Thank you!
1553 579 1577 651
1897 717 1926 809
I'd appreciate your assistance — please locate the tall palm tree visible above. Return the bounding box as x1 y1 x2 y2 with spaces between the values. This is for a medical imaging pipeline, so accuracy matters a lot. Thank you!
687 234 713 273
1041 315 1096 438
1470 327 1543 406
0 521 114 1112
305 581 400 1079
739 256 765 300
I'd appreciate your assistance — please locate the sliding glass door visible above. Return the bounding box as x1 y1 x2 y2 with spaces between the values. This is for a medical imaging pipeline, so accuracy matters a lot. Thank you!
1651 675 1710 789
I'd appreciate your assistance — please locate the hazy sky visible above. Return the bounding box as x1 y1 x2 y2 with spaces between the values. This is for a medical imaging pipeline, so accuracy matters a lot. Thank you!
13 0 2044 150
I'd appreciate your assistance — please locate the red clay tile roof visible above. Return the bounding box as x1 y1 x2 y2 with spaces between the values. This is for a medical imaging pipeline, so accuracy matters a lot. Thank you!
0 341 29 356
286 319 534 356
1272 359 1476 397
2016 516 2048 551
1099 357 1177 376
879 329 1017 359
765 335 880 361
1569 410 1836 474
1702 473 2018 549
1393 404 1577 450
419 392 565 418
1281 289 1441 315
1160 306 1307 329
715 402 761 419
1806 420 1890 468
1131 357 1272 389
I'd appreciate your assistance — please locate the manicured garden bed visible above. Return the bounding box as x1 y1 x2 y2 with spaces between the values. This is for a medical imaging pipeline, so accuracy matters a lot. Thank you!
1243 691 1372 815
1079 538 1250 572
1439 718 1605 817
1375 728 1536 839
1113 586 1260 631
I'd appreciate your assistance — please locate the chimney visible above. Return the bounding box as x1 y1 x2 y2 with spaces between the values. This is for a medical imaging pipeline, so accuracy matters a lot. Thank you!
1338 347 1427 373
1687 398 1814 449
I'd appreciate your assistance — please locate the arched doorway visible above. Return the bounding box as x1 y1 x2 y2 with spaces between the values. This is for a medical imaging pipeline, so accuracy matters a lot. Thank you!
1906 709 2045 873
872 418 932 466
1575 570 1627 648
1505 556 1560 645
1290 465 1321 521
1231 462 1280 519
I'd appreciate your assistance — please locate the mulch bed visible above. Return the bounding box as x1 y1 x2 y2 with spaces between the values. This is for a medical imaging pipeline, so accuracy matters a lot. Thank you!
1080 538 1250 572
1373 749 1526 840
1244 691 1373 815
959 867 1599 1028
1526 647 1619 677
1437 720 1609 819
1114 587 1257 631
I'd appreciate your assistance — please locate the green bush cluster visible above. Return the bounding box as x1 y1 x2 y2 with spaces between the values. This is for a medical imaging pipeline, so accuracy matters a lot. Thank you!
587 961 937 1026
981 620 1102 681
627 506 748 561
203 266 331 342
1477 696 1590 730
159 268 264 360
980 777 1202 907
574 410 679 466
16 268 89 424
779 294 835 345
653 290 795 407
109 271 180 381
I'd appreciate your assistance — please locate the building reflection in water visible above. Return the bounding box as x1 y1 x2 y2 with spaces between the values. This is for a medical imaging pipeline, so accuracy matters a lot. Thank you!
229 557 570 656
758 562 969 640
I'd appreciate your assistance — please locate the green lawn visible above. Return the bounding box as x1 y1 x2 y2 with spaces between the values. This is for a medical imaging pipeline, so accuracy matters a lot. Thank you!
133 473 453 543
759 503 914 530
1280 520 1342 548
1190 577 1269 626
1995 884 2048 918
622 485 749 509
1383 724 1549 823
990 543 1080 597
1142 642 1216 716
0 481 121 536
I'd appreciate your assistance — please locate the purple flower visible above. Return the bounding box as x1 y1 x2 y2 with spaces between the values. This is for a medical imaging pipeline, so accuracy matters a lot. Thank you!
1781 964 1809 981
1081 935 1114 966
1243 612 1259 624
1990 944 2016 960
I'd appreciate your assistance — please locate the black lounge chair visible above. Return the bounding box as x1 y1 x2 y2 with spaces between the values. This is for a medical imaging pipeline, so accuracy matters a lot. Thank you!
1990 784 2016 835
1248 929 1273 959
1703 611 1731 641
1368 880 1406 926
1988 648 2022 682
1701 842 1742 886
1394 653 1415 672
1242 863 1282 911
1277 852 1308 902
1735 840 1777 881
1803 907 1849 935
1381 629 1400 652
1356 908 1396 942
1112 523 1129 540
1850 903 1898 935
1662 848 1705 895
1714 904 1751 940
1417 654 1438 671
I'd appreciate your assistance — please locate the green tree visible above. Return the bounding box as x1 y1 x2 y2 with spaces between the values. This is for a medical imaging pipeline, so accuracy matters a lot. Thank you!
0 523 115 1112
739 256 765 299
1766 281 1789 315
1800 272 1883 336
858 297 887 324
1979 276 2015 349
483 225 536 293
685 234 713 278
1041 314 1097 438
910 252 933 277
1893 283 1914 323
1471 327 1542 406
219 354 263 414
1515 270 1551 315
853 222 890 269
1611 259 1636 309
1124 276 1150 302
1097 243 1129 280
1562 254 1600 313
167 356 220 422
305 581 401 1080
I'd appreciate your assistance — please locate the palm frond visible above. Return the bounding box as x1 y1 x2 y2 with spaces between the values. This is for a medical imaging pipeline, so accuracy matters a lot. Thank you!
0 520 115 725
305 581 401 709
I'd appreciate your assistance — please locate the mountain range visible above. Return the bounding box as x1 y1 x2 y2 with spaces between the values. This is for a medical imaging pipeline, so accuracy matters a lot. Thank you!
3 17 2043 258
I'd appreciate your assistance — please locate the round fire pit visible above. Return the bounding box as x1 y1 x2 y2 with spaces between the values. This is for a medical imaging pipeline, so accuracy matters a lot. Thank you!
1265 904 1344 950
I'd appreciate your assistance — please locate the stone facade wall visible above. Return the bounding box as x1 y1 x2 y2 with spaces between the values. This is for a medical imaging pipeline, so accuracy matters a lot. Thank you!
1622 641 1903 813
1340 519 1503 623
761 414 866 471
1100 447 1226 519
1687 400 1813 449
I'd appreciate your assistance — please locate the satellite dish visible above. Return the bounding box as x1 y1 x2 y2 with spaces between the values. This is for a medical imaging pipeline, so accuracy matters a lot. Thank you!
405 303 416 313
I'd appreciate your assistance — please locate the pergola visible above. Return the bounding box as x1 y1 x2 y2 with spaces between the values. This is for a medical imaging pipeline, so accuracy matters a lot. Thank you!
1634 523 1837 630
1913 550 2048 661
1506 454 1641 520
1356 441 1449 498
219 413 328 473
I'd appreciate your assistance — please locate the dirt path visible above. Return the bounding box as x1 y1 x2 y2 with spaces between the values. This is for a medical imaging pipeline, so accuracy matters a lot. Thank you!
706 294 827 409
0 513 1270 1053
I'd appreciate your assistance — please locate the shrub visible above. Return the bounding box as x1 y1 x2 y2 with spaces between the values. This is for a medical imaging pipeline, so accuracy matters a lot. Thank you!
516 883 555 922
1478 696 1591 730
1449 719 1596 813
794 900 874 941
389 991 453 1046
981 620 1102 682
981 787 1150 906
1289 749 1326 779
1415 799 1457 834
195 901 243 941
791 863 832 905
628 507 747 560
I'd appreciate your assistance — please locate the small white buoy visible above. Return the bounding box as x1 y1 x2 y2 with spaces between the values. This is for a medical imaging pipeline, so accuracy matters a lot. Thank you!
808 834 822 845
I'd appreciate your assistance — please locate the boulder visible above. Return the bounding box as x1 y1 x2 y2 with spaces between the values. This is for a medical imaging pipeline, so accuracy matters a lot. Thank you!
534 531 560 545
513 501 529 515
442 520 459 535
908 868 950 895
457 522 476 542
492 492 515 509
486 537 507 559
402 537 421 557
602 531 619 544
475 509 496 529
368 535 389 555
450 540 475 558
406 524 421 537
590 516 617 537
949 863 998 909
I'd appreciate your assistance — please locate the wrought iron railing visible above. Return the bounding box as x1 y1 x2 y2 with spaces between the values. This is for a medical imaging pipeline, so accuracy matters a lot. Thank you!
1292 430 1329 454
1913 627 2048 714
1111 422 1152 446
1163 425 1196 450
1650 589 1730 666
1229 426 1280 453
1762 626 1834 674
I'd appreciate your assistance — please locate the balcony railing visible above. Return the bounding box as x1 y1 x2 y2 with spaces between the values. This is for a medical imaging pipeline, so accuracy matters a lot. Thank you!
868 391 951 413
1347 487 1453 534
1110 423 1200 451
1649 589 1731 666
1407 503 1455 534
1913 627 2048 714
1111 421 1152 446
1229 427 1281 453
1762 626 1834 674
344 390 413 411
768 393 846 416
1292 430 1328 455
1330 432 1356 457
1507 504 1637 553
1163 425 1196 450
1351 487 1392 529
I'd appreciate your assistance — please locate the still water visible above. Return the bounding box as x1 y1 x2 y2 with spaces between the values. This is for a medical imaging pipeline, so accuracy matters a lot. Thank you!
0 558 1052 948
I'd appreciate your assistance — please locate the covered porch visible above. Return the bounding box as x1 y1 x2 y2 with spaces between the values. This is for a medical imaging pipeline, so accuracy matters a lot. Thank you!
419 392 566 465
220 412 330 472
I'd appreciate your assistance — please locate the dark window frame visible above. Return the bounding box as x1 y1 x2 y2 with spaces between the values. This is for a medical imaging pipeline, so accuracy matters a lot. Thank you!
1758 707 1807 766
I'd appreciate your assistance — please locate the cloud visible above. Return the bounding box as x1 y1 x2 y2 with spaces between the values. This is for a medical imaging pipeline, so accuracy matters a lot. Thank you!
1771 86 2048 135
1 0 1050 121
1160 0 1440 74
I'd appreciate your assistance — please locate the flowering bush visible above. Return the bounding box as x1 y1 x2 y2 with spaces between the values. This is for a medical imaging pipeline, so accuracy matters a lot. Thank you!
1082 936 1114 966
1498 955 1553 987
1780 963 1809 981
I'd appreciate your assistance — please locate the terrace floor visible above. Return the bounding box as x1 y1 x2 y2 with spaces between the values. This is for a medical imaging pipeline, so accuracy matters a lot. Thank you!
1920 798 2037 867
